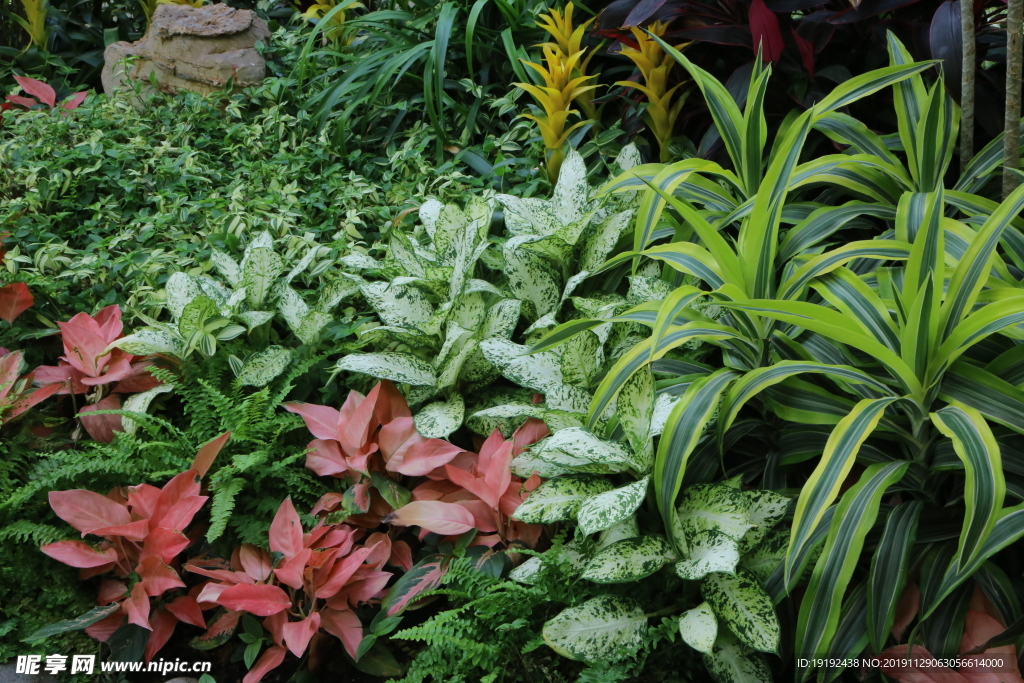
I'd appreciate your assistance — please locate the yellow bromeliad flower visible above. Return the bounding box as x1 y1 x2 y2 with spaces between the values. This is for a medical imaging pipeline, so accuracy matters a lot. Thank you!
616 21 689 162
536 2 598 120
301 0 363 44
16 0 48 48
516 44 600 182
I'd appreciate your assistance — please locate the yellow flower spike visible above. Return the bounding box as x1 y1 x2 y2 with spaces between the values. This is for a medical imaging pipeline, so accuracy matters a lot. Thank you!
535 3 600 124
617 21 688 161
300 0 364 44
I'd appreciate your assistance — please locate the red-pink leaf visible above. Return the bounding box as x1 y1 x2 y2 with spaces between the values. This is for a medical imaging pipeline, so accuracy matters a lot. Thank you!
243 644 287 683
218 584 292 617
304 439 349 477
137 555 185 597
378 416 424 465
166 595 206 628
78 395 124 443
3 382 61 423
791 28 815 78
282 612 320 657
315 546 373 599
61 91 87 111
14 76 55 108
140 527 190 564
85 611 124 642
144 608 177 663
891 581 920 641
98 579 127 604
184 564 254 585
151 470 202 527
127 483 161 519
91 519 150 541
273 548 312 590
512 418 549 456
156 495 207 532
193 431 230 478
749 0 784 63
40 540 119 568
239 543 272 582
310 492 344 516
454 499 498 533
49 488 131 535
58 312 111 376
269 498 304 560
380 555 446 617
0 283 33 323
389 540 413 572
371 380 412 424
383 500 475 536
389 439 465 477
319 608 363 659
5 95 37 109
124 582 152 630
283 402 341 440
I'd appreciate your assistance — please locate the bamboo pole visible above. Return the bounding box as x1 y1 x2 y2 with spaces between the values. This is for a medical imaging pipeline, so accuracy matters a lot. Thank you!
961 0 976 172
1004 0 1023 198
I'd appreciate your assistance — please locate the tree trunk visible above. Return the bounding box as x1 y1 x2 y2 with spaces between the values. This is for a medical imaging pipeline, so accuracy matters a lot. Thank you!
1004 0 1023 198
961 0 976 172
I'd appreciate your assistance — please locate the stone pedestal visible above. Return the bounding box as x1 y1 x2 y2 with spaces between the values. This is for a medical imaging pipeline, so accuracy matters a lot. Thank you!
101 4 270 101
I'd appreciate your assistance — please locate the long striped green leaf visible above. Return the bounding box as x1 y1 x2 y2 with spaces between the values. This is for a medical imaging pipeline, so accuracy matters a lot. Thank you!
796 461 908 677
528 302 663 354
650 286 707 361
764 506 836 602
740 66 771 195
930 405 1005 573
814 112 902 167
779 202 897 262
945 190 1024 273
922 503 1024 621
632 161 722 254
821 582 870 683
866 500 922 653
812 56 934 118
811 269 901 352
786 398 899 584
931 296 1024 381
777 239 912 300
718 361 894 438
941 362 1024 435
594 243 726 288
886 32 929 183
654 369 739 543
939 183 1024 340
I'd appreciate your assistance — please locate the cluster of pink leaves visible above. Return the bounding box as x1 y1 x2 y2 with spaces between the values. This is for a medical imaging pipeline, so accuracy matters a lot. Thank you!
284 381 547 548
186 497 405 683
40 433 230 662
0 349 61 425
0 283 33 324
34 305 161 442
3 76 87 115
879 583 1024 683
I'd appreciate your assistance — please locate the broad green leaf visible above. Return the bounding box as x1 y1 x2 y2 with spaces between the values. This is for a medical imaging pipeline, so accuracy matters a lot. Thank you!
165 272 201 320
617 365 655 458
510 450 576 479
361 281 434 329
533 428 639 473
679 602 717 654
114 330 183 356
702 629 771 683
656 370 739 542
414 394 464 438
702 570 780 653
480 339 582 399
930 405 1004 572
209 249 241 287
560 331 601 389
503 235 561 319
335 353 437 387
541 595 646 663
24 604 122 642
577 477 650 536
867 500 922 653
277 286 309 331
295 310 333 344
513 476 615 524
786 398 898 584
236 346 292 387
236 310 275 331
179 296 219 338
796 461 908 672
580 535 674 583
675 529 741 581
740 528 787 585
241 246 285 309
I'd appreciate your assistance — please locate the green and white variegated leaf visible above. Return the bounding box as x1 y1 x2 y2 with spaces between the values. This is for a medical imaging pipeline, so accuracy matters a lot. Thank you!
598 516 641 548
510 450 577 479
577 477 650 536
552 149 592 229
277 286 309 331
513 476 615 524
209 249 241 287
295 311 333 344
114 330 183 356
703 629 772 683
361 281 434 329
241 246 285 309
618 366 655 461
194 276 231 310
674 484 754 551
480 299 521 339
419 198 444 241
121 384 173 435
241 230 273 259
560 330 601 389
702 571 780 653
283 245 319 284
235 346 292 387
581 535 674 583
542 595 646 663
414 394 464 438
497 195 561 237
479 338 563 394
236 310 275 331
165 272 201 320
179 296 219 338
676 529 741 581
679 602 717 654
740 528 788 585
503 235 561 319
651 393 681 437
739 491 790 554
340 252 379 270
509 556 543 584
544 383 593 414
316 278 361 311
629 275 674 304
615 143 641 171
534 427 641 473
581 209 634 272
335 353 437 387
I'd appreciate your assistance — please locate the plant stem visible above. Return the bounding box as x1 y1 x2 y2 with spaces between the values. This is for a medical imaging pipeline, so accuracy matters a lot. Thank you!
961 0 976 172
1004 0 1023 198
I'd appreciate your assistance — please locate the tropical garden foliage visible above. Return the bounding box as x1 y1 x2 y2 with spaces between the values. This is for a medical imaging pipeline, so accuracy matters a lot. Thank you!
5 0 1024 682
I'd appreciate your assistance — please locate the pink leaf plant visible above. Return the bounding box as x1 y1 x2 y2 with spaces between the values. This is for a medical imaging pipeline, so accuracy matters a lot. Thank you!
39 433 230 662
0 349 61 425
5 76 88 113
34 305 162 442
186 497 401 683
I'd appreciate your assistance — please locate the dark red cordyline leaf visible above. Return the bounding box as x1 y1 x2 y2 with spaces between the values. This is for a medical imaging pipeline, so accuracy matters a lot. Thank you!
749 0 784 62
